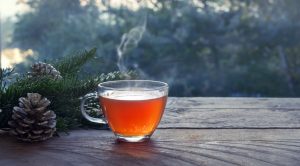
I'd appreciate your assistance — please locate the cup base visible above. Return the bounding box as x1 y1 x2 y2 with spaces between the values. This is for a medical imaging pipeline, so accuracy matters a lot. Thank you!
115 134 151 142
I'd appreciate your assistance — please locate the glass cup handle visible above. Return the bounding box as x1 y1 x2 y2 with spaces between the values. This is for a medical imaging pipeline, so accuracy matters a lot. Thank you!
80 92 107 124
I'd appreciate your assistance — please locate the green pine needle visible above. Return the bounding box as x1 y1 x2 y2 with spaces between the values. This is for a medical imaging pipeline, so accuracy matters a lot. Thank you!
0 48 137 130
54 48 97 77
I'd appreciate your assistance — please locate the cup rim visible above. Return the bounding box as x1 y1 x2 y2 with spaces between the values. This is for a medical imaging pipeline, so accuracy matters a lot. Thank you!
98 80 168 91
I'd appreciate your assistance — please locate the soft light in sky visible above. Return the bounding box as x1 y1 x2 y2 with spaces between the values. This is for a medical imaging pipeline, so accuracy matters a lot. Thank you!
1 0 30 68
0 0 147 68
0 0 26 18
2 48 34 68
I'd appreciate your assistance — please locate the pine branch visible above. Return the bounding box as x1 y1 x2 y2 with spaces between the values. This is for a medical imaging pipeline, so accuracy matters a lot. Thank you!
0 47 138 131
54 48 97 77
0 68 16 128
0 71 137 130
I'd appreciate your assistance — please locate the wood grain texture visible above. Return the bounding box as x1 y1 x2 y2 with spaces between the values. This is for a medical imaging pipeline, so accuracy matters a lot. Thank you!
1 129 300 166
160 97 300 129
1 98 300 166
160 108 300 129
166 97 300 109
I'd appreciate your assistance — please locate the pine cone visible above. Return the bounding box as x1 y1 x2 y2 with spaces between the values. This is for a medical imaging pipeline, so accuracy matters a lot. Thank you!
83 93 103 116
8 93 56 142
29 62 62 80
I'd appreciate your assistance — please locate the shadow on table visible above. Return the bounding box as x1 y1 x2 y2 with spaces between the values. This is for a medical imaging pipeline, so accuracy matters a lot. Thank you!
112 139 159 159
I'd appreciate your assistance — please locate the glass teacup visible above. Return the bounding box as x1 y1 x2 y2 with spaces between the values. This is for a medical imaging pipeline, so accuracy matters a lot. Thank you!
81 80 168 142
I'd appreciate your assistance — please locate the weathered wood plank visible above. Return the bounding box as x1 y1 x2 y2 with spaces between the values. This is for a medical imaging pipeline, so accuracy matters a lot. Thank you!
167 97 300 109
162 98 300 129
160 107 300 128
1 98 300 165
1 129 300 166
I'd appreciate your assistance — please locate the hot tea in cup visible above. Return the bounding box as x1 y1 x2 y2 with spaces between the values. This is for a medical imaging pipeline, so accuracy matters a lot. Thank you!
81 80 168 142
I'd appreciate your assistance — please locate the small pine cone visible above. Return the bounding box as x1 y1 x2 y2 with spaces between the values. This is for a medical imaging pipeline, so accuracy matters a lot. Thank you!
29 62 62 80
8 93 56 142
83 93 103 116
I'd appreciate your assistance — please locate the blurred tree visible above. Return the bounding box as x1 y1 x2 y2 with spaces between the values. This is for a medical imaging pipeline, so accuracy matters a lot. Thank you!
13 0 118 74
1 18 14 49
11 0 300 97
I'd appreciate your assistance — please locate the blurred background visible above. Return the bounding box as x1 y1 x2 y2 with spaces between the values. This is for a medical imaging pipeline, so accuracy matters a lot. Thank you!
1 0 300 97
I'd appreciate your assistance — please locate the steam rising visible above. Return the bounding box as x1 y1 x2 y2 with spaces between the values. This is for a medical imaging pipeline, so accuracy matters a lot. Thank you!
117 20 147 78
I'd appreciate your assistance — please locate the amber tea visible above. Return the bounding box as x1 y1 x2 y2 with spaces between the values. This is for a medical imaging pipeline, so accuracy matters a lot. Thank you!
81 80 168 142
100 92 167 137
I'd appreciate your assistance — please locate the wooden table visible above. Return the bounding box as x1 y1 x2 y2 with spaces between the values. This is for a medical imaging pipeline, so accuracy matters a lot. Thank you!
1 97 300 166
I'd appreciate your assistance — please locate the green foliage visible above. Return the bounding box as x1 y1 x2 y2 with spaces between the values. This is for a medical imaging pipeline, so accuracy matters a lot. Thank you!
54 48 97 77
9 0 300 97
0 48 136 130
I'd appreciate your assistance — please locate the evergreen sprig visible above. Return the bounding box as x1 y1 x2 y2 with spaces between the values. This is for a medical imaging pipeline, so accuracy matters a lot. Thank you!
54 48 97 77
0 48 136 130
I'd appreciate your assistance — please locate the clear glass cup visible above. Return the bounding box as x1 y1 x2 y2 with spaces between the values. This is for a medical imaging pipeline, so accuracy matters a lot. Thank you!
80 80 168 142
